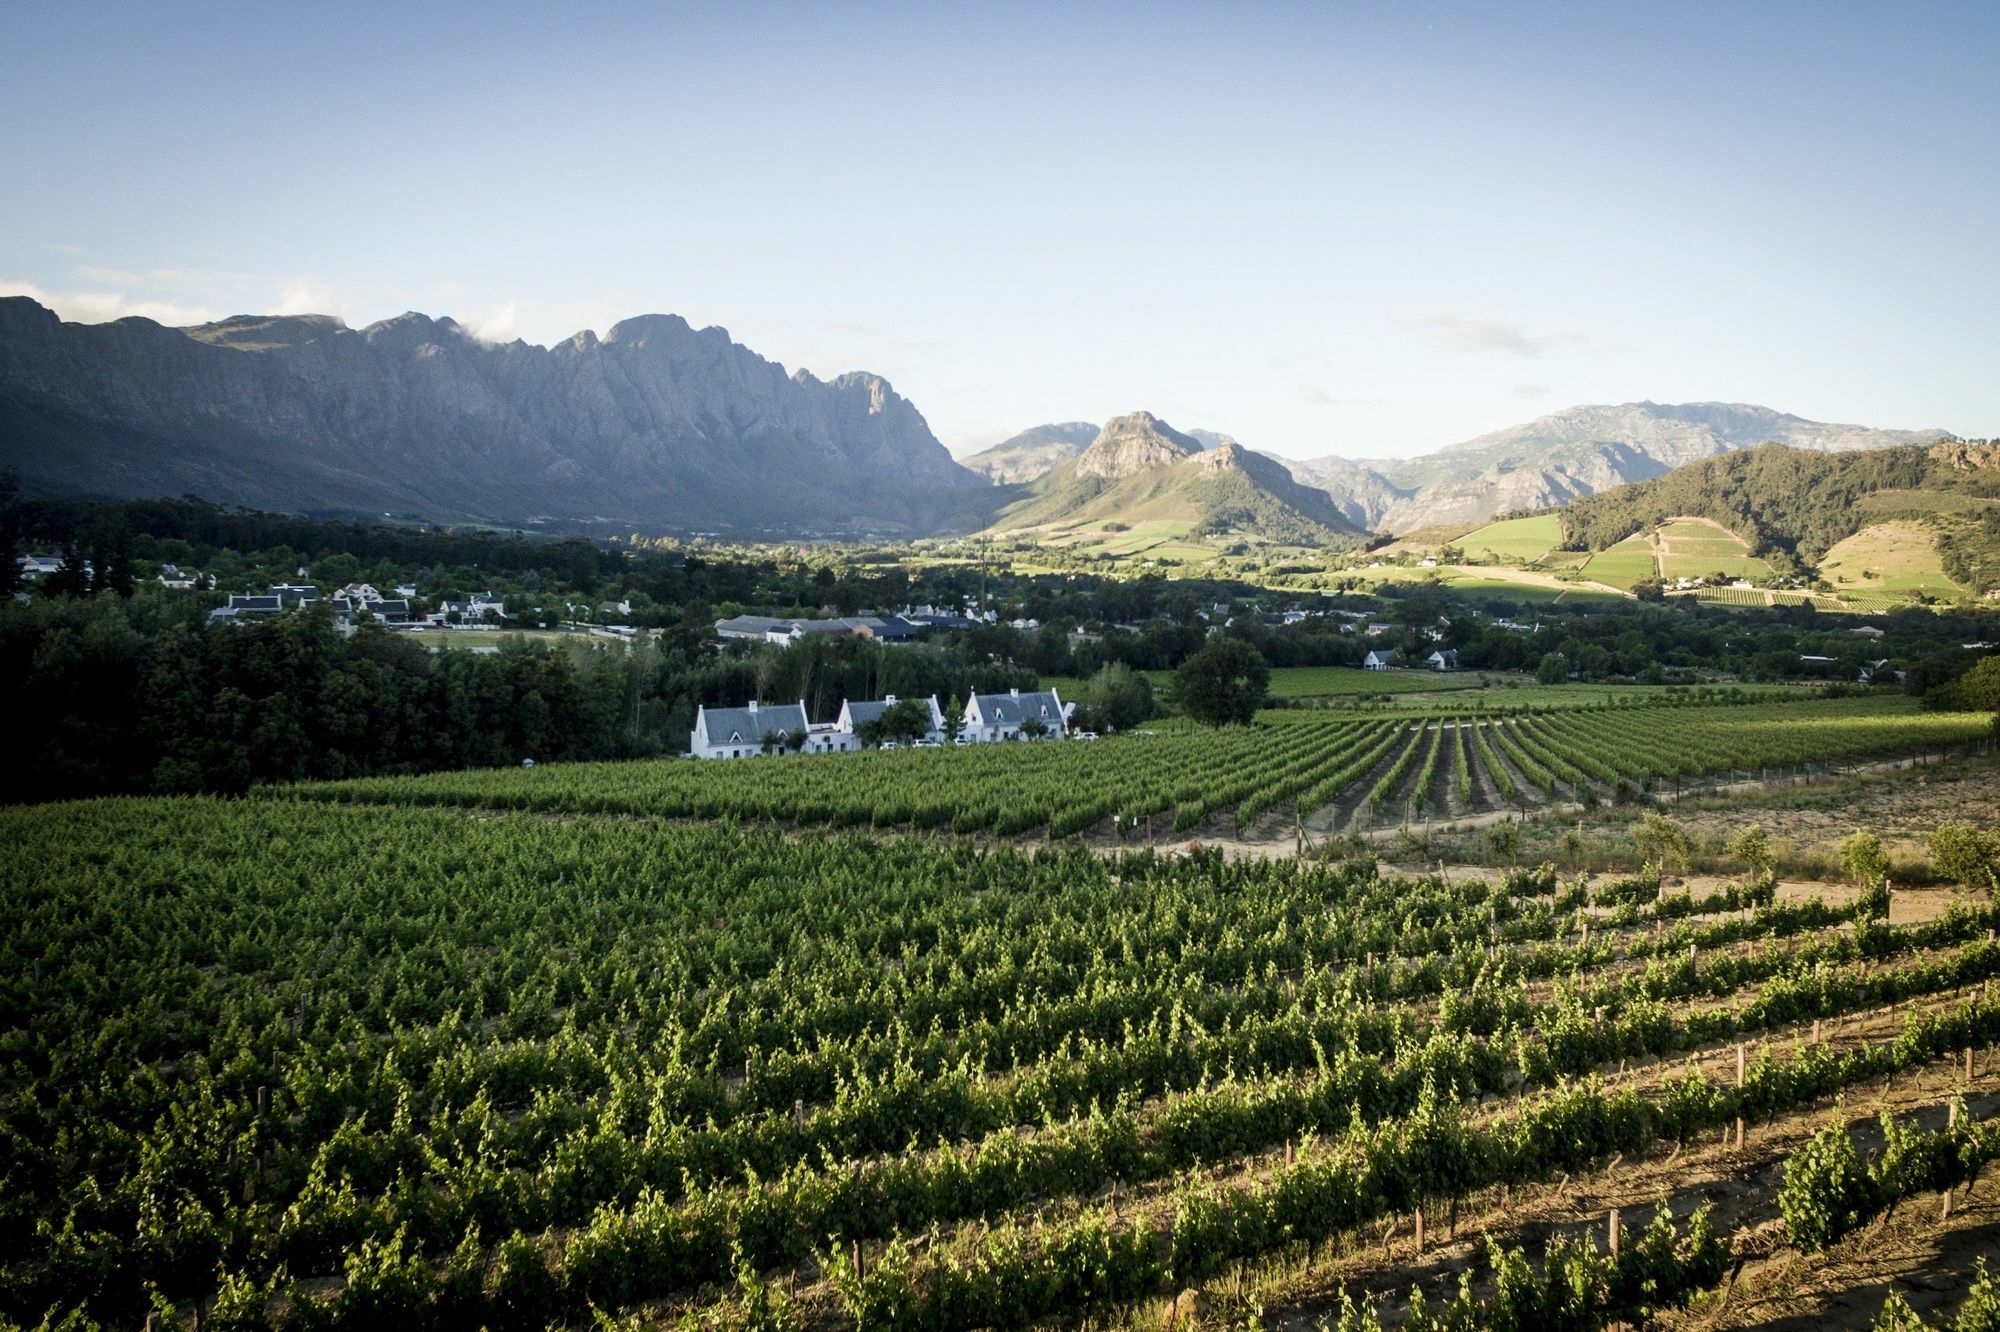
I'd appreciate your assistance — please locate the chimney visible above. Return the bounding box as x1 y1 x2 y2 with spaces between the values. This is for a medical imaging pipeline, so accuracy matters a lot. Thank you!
885 693 897 703
748 700 759 714
1010 687 1019 697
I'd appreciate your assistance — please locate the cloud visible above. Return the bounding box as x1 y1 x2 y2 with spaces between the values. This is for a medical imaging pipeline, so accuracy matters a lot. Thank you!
0 279 219 326
471 303 520 343
1296 385 1334 406
274 279 348 317
1400 314 1586 357
1512 382 1552 398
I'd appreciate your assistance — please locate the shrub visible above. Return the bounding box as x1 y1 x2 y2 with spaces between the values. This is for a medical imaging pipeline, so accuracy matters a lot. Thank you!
1779 1122 1873 1251
1840 831 1891 887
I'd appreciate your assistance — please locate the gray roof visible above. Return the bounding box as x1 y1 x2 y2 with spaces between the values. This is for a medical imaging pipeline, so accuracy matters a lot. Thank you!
843 696 941 729
971 689 1064 727
716 614 795 636
696 702 810 747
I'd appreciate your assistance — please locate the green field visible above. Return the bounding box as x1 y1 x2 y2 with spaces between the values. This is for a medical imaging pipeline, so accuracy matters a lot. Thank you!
1579 534 1658 589
1457 513 1564 562
1052 664 1491 700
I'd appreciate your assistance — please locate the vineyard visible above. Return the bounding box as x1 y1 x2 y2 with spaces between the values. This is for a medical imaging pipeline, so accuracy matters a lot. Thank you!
6 788 2000 1329
283 693 1993 840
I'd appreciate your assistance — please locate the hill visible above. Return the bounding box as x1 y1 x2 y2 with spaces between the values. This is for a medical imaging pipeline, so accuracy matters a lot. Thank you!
988 411 1366 550
1557 440 2000 596
0 296 991 537
960 422 1098 484
1282 401 1954 532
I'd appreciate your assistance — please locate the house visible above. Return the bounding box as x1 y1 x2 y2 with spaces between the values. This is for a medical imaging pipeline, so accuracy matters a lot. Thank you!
689 700 812 759
599 599 632 619
16 555 65 580
435 592 506 624
364 598 413 624
269 583 320 605
1425 648 1459 671
1849 625 1885 639
714 613 926 645
962 688 1068 742
836 694 947 747
208 594 285 623
1361 650 1393 670
1416 556 1438 569
1859 658 1905 685
338 583 383 604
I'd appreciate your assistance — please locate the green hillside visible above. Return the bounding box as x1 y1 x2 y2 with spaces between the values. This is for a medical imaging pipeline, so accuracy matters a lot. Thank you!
1557 441 2000 597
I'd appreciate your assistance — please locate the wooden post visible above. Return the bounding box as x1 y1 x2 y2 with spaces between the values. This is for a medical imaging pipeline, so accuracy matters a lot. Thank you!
744 1055 753 1084
1736 1042 1746 1088
1949 1101 1959 1129
1609 1208 1621 1261
256 1085 268 1118
852 1238 864 1280
1414 1205 1424 1254
1812 1019 1821 1045
1284 1139 1294 1169
794 1098 806 1129
1968 1046 1976 1081
1735 1116 1746 1150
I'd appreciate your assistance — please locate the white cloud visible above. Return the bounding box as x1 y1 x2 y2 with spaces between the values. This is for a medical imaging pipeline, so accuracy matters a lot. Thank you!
273 279 348 318
1400 314 1586 357
0 280 219 326
471 302 520 343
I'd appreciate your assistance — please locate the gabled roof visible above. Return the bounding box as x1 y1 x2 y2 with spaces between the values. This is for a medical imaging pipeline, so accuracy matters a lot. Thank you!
695 702 810 747
840 695 944 731
968 689 1064 727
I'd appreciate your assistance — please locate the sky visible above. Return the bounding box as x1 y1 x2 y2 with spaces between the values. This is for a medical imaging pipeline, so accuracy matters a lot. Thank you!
3 1 1997 461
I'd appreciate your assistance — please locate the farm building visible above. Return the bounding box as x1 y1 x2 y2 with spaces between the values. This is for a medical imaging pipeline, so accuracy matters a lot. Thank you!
962 688 1068 743
690 701 812 760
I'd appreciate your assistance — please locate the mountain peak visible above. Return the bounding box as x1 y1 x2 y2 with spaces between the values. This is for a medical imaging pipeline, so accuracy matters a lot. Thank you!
1075 411 1204 479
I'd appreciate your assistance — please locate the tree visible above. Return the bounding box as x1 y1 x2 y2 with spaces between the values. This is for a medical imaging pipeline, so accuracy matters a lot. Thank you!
1839 831 1890 886
1634 812 1691 873
1486 819 1522 864
944 695 964 744
1631 576 1666 602
877 698 932 744
1018 716 1050 739
1929 822 2000 891
1536 652 1569 685
1172 638 1270 727
1727 824 1776 878
1076 662 1155 733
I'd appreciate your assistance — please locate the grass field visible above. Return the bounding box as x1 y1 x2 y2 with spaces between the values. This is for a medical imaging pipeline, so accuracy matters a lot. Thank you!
1457 513 1564 562
1820 520 1970 601
1580 534 1659 589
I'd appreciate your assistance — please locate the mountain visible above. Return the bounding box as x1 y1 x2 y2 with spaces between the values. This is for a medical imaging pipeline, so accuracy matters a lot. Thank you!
1283 401 1955 532
961 421 1097 485
0 296 989 536
990 411 1366 547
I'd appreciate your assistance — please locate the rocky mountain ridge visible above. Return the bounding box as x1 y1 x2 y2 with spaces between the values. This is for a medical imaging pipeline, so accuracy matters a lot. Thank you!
0 296 986 535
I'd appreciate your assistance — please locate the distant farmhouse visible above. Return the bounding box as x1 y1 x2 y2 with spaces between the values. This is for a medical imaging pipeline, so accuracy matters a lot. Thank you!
691 688 1069 760
715 614 925 645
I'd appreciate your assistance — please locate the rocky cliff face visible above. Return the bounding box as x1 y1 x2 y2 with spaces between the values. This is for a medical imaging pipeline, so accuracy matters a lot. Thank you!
0 297 987 535
1073 411 1204 479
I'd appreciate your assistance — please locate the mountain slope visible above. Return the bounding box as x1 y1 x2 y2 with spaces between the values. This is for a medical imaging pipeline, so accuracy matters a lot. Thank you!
991 412 1365 547
0 296 990 535
1556 440 2000 593
1283 401 1954 532
960 422 1098 485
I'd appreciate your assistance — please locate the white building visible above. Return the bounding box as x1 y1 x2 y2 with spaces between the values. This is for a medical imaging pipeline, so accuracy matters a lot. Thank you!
690 700 811 759
1362 650 1393 670
1425 648 1459 671
837 694 946 747
961 688 1067 743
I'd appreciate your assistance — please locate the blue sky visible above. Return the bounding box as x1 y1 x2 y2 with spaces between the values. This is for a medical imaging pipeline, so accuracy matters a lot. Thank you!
4 1 1996 459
